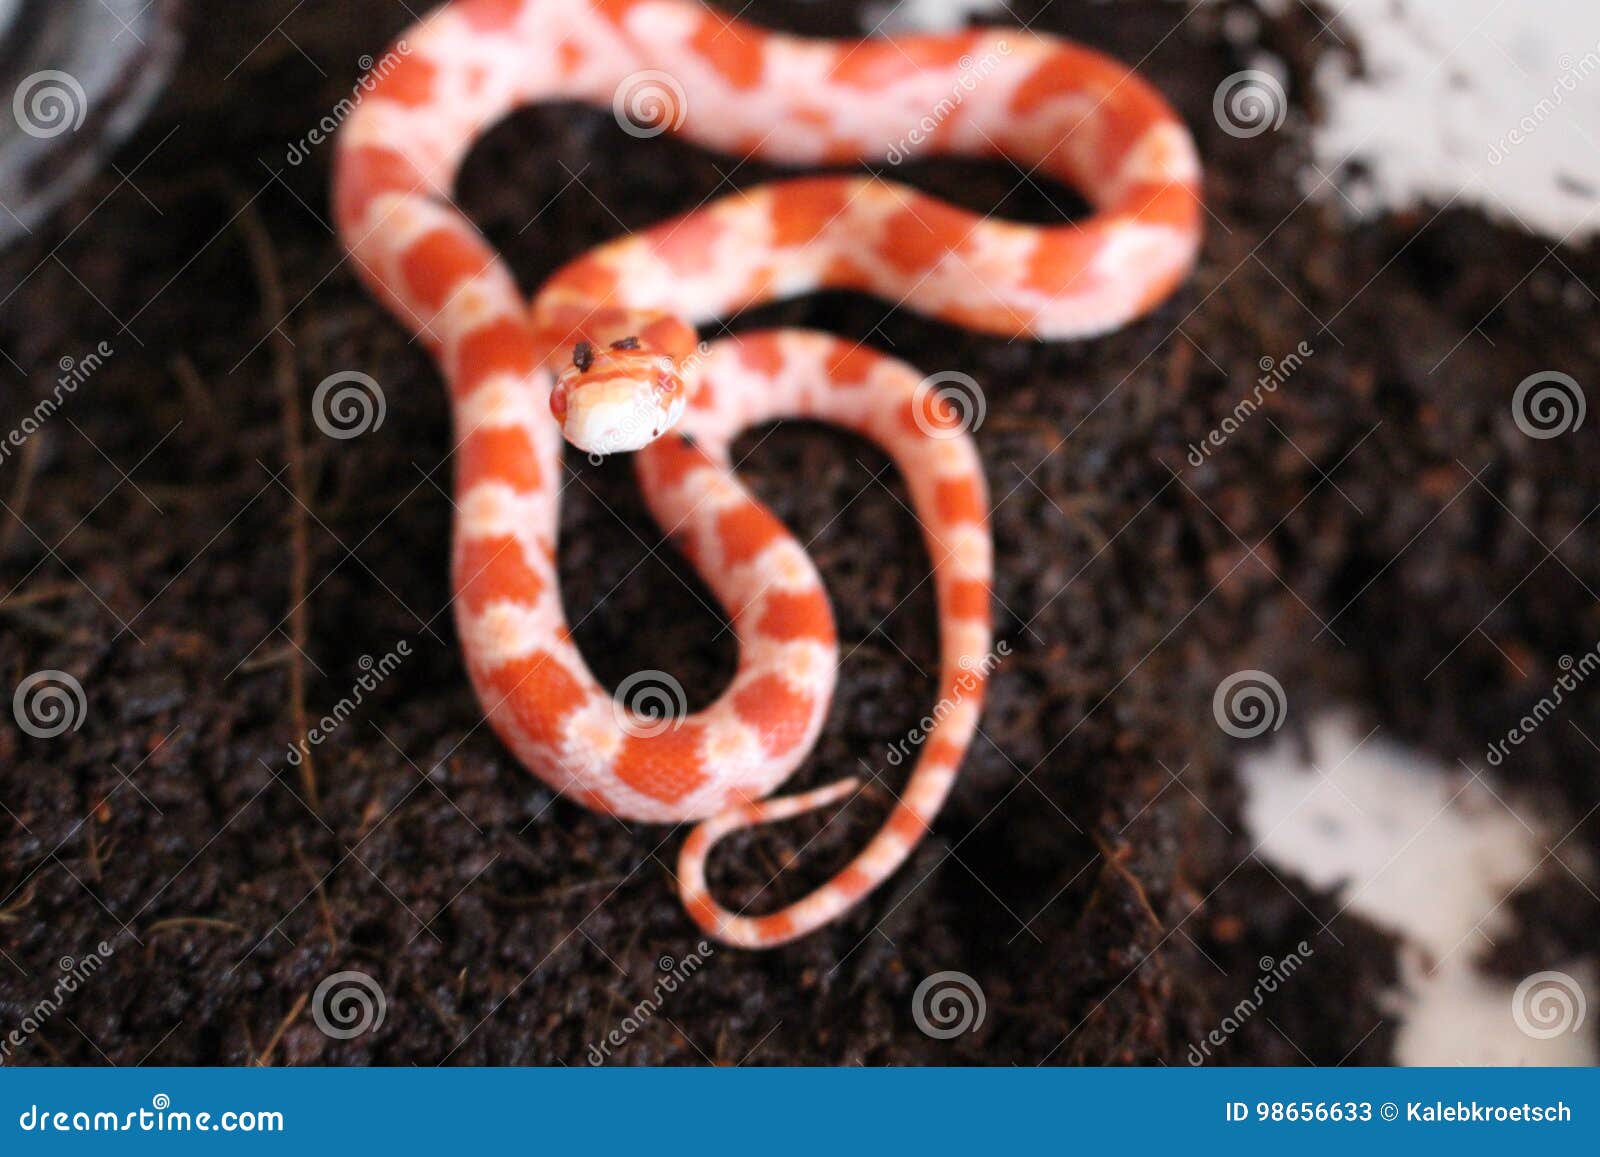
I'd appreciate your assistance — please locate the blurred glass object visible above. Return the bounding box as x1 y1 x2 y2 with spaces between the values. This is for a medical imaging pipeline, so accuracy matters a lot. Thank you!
0 0 182 248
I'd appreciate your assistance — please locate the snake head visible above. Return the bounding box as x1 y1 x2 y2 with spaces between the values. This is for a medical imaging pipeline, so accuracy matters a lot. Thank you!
550 337 688 456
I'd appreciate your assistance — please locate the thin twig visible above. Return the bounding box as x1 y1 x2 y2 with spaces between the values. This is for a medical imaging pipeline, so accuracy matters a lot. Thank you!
290 830 340 953
169 352 220 431
0 581 82 612
0 879 38 923
253 991 309 1066
1091 831 1164 932
234 195 319 811
237 645 296 674
0 434 43 556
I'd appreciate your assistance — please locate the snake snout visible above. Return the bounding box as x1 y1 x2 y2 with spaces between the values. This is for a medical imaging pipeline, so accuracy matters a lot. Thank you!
551 343 687 457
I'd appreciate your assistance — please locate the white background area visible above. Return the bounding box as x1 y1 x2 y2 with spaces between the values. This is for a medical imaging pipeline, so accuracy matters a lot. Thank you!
864 0 1600 242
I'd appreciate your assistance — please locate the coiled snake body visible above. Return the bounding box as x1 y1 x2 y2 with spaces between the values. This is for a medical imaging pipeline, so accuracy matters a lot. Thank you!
334 0 1201 947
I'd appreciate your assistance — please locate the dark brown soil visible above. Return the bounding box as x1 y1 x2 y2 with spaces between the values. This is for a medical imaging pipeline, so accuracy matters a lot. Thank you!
0 0 1596 1066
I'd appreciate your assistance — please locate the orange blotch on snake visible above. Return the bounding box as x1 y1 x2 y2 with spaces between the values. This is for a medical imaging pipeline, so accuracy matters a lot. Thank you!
928 737 970 771
748 912 797 942
639 437 706 492
689 16 766 89
886 807 931 843
369 53 440 107
756 589 834 643
493 652 590 748
459 425 544 492
556 40 585 72
613 723 710 803
732 675 814 756
769 179 851 247
456 535 545 614
879 200 971 276
688 378 717 411
832 865 875 899
945 579 991 623
716 504 783 566
1123 181 1203 231
636 316 696 357
831 37 976 90
1008 48 1120 118
735 337 785 378
821 255 871 293
1019 228 1100 297
454 316 538 389
401 228 493 311
333 146 425 225
932 476 986 525
684 892 720 934
550 256 618 301
824 343 878 387
900 392 964 438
